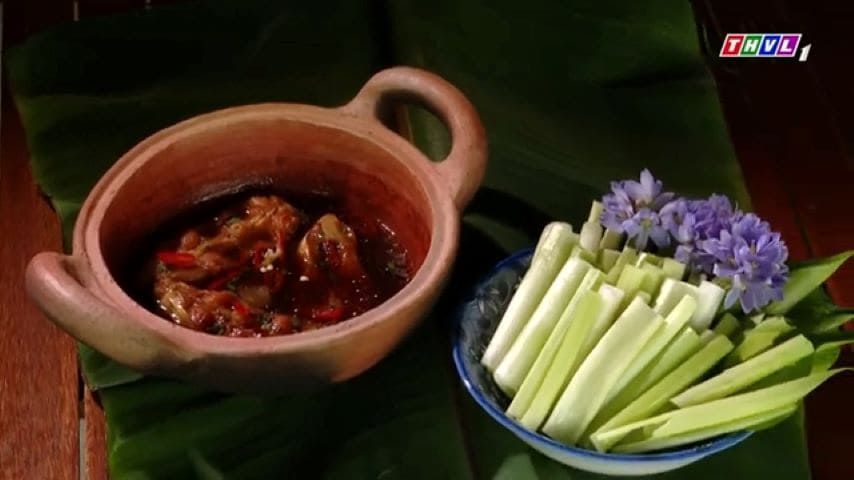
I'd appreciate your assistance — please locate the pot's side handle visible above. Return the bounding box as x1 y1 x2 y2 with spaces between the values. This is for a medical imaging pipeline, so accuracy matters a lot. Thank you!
25 252 186 373
344 66 488 211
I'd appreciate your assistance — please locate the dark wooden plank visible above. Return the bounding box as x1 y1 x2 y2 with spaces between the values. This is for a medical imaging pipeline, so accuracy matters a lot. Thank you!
0 68 79 480
1 3 80 480
690 0 813 262
776 1 854 310
695 3 854 480
84 388 109 480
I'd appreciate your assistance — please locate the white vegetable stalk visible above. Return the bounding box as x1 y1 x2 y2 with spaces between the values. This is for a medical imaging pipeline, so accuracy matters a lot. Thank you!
504 269 603 418
482 224 576 371
616 265 647 306
597 249 620 272
588 295 697 431
609 327 702 406
639 264 665 297
576 284 626 362
653 278 699 318
604 247 637 285
593 368 847 450
531 222 575 266
612 403 797 454
671 335 815 408
724 316 794 367
602 296 697 408
542 297 663 444
493 258 592 395
660 257 686 280
515 290 608 430
599 228 623 251
635 252 662 267
590 334 734 451
713 313 741 338
690 280 725 331
698 329 717 345
635 291 652 304
579 201 604 254
570 245 597 263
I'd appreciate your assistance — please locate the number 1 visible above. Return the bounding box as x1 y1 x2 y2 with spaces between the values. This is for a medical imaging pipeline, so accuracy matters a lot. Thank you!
799 44 812 62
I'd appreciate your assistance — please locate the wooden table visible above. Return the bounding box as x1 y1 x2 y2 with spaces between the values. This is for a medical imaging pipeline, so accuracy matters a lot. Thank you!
1 1 852 478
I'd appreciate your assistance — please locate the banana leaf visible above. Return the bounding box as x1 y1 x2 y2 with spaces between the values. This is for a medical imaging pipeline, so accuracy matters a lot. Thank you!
6 0 812 478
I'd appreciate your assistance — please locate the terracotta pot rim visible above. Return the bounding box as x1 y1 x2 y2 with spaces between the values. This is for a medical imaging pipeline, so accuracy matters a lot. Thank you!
72 102 459 355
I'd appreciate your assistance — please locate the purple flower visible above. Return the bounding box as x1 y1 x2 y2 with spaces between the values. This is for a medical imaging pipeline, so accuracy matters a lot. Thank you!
661 194 738 274
692 194 735 240
700 214 789 312
621 208 671 251
623 169 675 210
601 181 635 232
601 169 674 250
660 199 696 244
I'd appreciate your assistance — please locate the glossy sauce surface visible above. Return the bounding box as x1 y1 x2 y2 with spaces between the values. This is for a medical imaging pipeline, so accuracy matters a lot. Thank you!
129 189 411 337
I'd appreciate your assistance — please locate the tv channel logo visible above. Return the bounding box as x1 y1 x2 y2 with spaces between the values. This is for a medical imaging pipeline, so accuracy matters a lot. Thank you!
719 33 811 61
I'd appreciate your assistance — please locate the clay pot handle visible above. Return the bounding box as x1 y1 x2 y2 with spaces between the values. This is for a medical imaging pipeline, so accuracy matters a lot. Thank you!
344 66 488 211
25 252 186 373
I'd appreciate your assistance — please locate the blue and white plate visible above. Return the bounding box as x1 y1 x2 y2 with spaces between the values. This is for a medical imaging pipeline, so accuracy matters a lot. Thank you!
451 249 750 476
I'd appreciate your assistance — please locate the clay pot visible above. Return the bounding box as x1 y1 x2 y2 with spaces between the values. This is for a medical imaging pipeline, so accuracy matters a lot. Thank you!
25 67 487 394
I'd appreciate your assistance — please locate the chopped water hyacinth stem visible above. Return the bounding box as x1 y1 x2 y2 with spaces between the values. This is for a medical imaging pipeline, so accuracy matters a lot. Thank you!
612 327 703 405
671 335 814 407
504 270 603 418
653 278 698 318
713 313 741 338
724 316 794 367
604 247 637 285
598 249 620 272
542 297 663 444
532 222 575 266
591 334 734 451
661 257 686 280
690 281 725 331
482 223 576 371
579 201 605 253
603 296 696 407
515 289 611 430
577 284 626 361
599 228 623 250
593 369 847 452
611 403 797 454
494 258 593 394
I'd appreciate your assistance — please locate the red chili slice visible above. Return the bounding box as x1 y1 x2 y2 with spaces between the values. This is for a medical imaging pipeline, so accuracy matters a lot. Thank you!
207 269 242 290
157 251 197 268
232 301 251 317
311 306 344 323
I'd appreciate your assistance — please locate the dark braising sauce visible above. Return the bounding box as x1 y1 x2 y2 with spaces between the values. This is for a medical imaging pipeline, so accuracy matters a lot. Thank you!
129 189 411 337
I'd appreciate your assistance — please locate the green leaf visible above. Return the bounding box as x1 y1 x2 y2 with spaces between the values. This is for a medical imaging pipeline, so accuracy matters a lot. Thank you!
79 343 144 390
766 251 854 315
806 329 854 346
724 316 795 366
785 281 854 334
